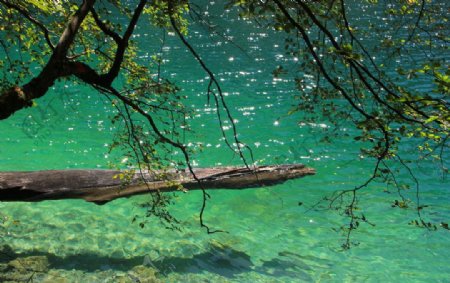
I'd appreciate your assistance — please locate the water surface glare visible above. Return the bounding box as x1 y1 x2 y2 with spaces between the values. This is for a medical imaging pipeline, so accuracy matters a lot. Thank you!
1 1 449 282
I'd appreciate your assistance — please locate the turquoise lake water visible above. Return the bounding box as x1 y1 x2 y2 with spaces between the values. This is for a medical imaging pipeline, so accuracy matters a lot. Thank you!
1 1 449 282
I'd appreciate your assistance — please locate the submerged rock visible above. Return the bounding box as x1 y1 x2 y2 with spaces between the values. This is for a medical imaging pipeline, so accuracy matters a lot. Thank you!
0 255 50 283
0 272 33 282
0 255 165 282
7 255 49 272
41 273 72 283
0 262 8 272
128 265 161 283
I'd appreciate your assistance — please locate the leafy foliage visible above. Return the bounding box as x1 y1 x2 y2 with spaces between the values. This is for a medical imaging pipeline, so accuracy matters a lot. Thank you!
227 0 449 247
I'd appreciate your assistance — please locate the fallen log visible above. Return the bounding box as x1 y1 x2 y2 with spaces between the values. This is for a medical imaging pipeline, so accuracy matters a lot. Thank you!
0 164 315 204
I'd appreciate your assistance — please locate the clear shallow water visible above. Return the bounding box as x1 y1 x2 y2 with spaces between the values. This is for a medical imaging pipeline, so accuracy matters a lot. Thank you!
1 1 450 282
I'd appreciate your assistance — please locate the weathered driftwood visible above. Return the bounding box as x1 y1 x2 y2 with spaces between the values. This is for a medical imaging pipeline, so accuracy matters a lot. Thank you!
0 164 315 204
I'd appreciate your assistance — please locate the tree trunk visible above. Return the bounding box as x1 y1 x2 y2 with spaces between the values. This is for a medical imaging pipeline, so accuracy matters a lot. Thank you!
0 164 315 204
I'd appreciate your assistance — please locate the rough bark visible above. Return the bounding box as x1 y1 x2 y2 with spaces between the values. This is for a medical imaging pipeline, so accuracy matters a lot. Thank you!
0 0 96 120
0 164 315 204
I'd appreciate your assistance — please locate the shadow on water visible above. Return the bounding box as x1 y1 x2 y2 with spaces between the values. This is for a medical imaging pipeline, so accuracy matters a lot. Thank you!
255 251 332 281
0 243 253 278
0 244 326 280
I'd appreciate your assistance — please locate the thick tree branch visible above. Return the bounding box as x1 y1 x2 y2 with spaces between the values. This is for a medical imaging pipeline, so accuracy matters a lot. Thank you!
0 0 95 120
0 165 316 203
52 0 95 60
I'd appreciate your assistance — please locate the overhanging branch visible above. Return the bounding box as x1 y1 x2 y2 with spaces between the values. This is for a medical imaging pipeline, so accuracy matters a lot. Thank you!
90 7 122 44
102 0 148 85
0 0 96 119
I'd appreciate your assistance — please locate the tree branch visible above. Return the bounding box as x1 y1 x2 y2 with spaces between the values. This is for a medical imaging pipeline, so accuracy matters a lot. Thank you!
272 0 373 121
90 7 122 44
0 0 55 50
0 0 96 120
102 0 147 85
295 0 433 124
52 0 96 60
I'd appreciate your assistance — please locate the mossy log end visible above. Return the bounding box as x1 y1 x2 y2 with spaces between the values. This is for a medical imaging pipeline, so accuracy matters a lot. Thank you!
0 164 315 204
